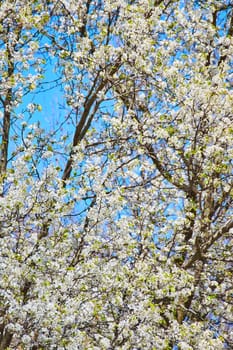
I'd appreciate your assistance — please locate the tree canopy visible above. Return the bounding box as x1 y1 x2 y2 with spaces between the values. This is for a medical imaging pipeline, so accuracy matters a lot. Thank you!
0 0 232 349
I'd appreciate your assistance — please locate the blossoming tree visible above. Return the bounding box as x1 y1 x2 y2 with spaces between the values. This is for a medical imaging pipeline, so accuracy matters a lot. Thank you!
0 0 232 349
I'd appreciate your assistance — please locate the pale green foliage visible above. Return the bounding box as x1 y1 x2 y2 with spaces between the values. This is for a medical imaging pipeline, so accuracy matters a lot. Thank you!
0 0 232 349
